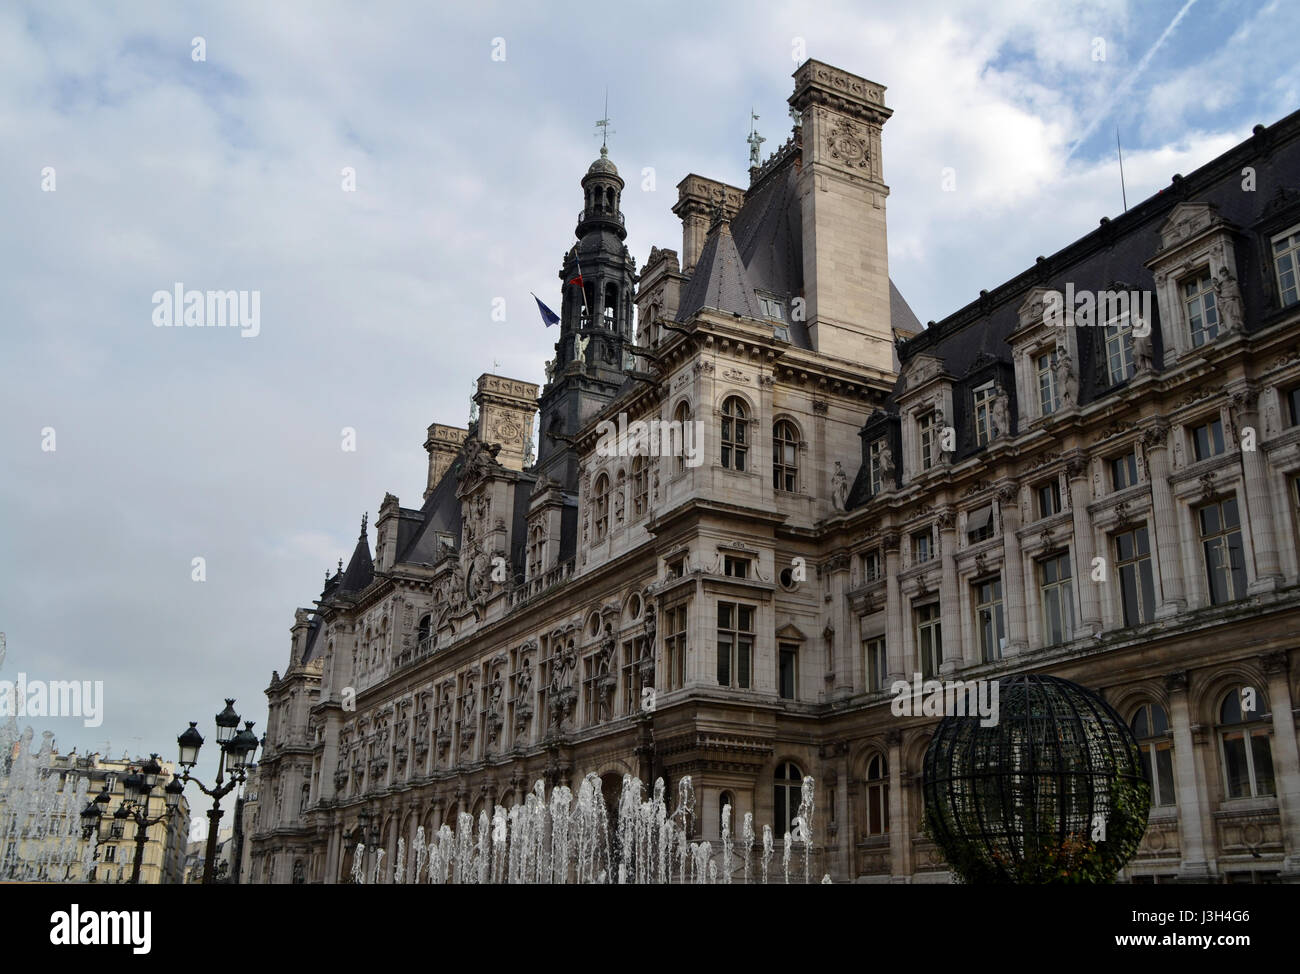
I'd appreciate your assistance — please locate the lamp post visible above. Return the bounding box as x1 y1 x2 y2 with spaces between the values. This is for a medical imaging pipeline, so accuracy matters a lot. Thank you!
175 699 259 884
80 754 184 884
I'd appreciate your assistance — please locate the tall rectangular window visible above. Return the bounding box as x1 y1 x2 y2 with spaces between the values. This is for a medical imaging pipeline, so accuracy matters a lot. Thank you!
1037 349 1059 415
1184 270 1219 347
716 602 754 689
664 604 688 689
919 414 937 471
1111 451 1139 491
912 530 933 564
621 640 643 716
1191 418 1226 461
973 382 995 446
1114 526 1157 626
1273 225 1300 307
863 636 886 692
966 505 994 544
778 644 797 700
1039 552 1074 645
1037 479 1062 518
1103 313 1136 385
869 440 884 494
1288 387 1300 427
973 577 1005 662
1198 497 1247 605
862 550 882 583
915 603 942 679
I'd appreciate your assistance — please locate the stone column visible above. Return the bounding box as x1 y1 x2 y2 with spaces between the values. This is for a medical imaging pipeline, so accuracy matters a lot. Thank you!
1262 653 1300 879
1165 672 1215 880
883 534 906 682
886 730 906 881
1143 425 1186 617
937 509 963 674
1233 390 1282 591
829 554 854 697
1067 458 1102 633
997 484 1029 655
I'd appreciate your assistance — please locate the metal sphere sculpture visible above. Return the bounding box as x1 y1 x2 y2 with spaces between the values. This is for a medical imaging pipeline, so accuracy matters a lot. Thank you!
922 674 1150 883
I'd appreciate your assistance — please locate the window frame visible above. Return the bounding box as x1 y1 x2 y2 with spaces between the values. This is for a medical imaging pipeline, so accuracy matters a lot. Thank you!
1197 496 1247 605
914 602 942 679
1038 550 1075 645
972 381 995 447
1183 268 1220 348
972 576 1005 662
773 420 800 492
716 601 754 690
1271 223 1300 309
720 396 749 472
1218 687 1275 800
1114 524 1157 626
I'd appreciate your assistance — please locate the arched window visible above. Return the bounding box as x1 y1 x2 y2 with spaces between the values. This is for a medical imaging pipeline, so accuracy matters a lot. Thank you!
773 761 803 838
605 283 618 327
1219 686 1274 798
773 420 799 492
719 791 735 837
721 397 748 471
594 474 609 541
632 455 648 519
1131 703 1175 806
417 614 432 650
673 401 692 474
865 753 889 835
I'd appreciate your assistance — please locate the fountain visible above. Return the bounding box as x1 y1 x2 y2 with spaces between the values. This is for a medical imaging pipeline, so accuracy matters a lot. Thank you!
346 771 823 884
0 725 94 882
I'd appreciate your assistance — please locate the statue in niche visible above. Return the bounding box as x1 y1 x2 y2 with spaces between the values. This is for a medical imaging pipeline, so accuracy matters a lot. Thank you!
878 442 895 482
830 462 849 510
1132 328 1155 374
990 387 1010 437
1213 266 1243 334
1054 349 1077 407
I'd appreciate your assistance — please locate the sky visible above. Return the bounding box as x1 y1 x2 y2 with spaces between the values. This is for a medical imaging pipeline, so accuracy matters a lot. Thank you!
1 0 1297 835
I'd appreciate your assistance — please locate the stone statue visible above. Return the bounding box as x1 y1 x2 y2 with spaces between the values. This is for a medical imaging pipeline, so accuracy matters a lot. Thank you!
614 488 625 523
643 603 656 648
1213 266 1243 334
1053 349 1077 407
831 461 849 510
1132 329 1155 374
544 359 555 383
598 624 616 675
990 387 1010 437
878 443 895 481
573 333 590 365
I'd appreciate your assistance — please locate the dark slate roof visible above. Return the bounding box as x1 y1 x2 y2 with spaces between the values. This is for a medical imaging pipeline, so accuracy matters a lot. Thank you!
676 220 763 322
338 524 373 593
890 280 923 337
300 615 324 663
397 458 464 565
845 107 1300 507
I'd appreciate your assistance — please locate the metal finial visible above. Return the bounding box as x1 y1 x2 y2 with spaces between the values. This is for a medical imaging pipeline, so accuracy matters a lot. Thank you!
360 512 367 536
595 89 614 148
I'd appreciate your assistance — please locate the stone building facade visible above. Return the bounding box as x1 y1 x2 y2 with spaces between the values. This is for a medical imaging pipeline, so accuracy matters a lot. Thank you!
249 60 1300 883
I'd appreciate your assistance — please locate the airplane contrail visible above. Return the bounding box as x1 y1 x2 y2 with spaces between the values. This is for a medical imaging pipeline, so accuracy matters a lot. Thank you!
1066 0 1200 161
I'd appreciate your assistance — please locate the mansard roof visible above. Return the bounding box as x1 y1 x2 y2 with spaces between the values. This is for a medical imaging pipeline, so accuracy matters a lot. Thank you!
396 453 464 565
898 108 1300 396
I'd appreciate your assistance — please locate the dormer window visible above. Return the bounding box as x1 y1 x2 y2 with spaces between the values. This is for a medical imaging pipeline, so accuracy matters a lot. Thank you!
1037 349 1059 415
758 296 785 320
918 413 937 472
1103 311 1136 384
1183 270 1219 347
972 382 995 446
1273 225 1300 308
869 440 885 494
593 474 610 541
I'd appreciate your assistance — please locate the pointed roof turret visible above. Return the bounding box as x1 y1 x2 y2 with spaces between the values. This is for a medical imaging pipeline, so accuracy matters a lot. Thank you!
676 210 762 322
338 513 373 593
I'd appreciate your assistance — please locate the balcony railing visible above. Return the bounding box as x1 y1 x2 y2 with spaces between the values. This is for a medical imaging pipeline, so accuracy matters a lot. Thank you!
577 208 625 227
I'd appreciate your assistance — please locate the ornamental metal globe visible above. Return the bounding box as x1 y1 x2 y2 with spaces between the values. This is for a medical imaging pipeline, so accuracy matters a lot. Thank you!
922 673 1150 884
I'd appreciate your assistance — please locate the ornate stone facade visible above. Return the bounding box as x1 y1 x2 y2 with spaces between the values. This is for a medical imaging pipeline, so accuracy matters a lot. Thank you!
249 62 1300 884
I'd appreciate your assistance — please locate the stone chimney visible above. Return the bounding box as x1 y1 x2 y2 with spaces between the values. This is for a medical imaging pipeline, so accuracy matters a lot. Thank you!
473 374 539 472
424 424 467 499
672 175 743 275
790 60 894 370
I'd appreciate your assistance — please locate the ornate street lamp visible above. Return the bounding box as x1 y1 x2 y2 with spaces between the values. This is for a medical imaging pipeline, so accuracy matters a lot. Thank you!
176 699 258 884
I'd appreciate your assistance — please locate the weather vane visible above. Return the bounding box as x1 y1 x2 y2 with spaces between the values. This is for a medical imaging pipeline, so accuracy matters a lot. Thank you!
747 108 765 167
595 89 614 149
